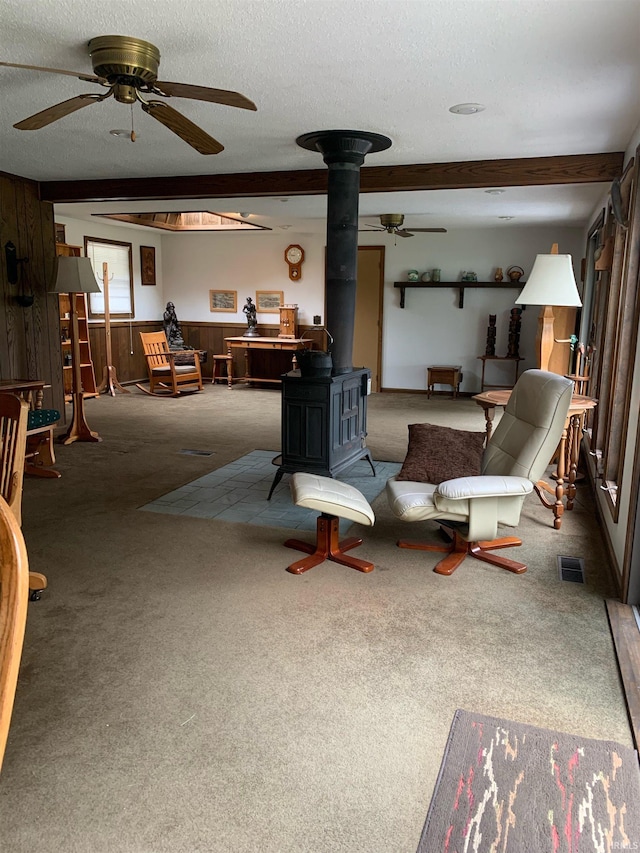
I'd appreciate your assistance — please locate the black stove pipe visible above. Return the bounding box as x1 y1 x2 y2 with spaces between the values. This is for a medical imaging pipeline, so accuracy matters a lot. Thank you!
296 130 392 375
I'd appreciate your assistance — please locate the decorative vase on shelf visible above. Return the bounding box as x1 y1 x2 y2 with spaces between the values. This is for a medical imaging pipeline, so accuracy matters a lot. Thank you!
494 267 504 282
407 269 419 281
506 265 524 282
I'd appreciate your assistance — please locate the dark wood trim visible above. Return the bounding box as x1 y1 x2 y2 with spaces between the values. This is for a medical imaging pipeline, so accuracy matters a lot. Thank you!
605 599 640 751
586 458 624 600
39 152 624 203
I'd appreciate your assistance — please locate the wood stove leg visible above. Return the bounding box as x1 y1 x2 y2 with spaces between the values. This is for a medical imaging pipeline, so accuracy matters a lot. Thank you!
362 449 376 476
268 468 285 501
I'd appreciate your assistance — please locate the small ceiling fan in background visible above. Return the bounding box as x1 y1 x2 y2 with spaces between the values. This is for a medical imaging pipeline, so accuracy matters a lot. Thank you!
360 213 447 238
0 35 257 154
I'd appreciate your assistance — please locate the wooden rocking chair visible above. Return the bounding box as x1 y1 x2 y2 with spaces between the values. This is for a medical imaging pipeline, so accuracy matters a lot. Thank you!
136 331 203 397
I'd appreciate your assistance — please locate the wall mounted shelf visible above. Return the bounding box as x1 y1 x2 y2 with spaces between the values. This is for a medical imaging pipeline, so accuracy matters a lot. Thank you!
394 281 524 309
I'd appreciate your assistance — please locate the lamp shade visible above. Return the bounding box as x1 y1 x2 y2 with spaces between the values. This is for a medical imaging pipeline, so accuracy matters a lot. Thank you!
515 253 582 307
50 256 101 294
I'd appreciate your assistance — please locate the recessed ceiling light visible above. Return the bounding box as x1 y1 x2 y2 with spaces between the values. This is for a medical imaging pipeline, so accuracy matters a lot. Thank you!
449 103 485 115
485 189 505 195
499 216 515 221
109 128 132 138
279 224 291 230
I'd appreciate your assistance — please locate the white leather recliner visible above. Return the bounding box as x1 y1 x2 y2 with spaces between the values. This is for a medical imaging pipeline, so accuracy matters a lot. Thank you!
386 370 574 575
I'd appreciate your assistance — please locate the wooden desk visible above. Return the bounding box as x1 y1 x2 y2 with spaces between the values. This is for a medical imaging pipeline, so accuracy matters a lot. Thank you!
472 389 597 529
0 379 61 478
225 337 313 388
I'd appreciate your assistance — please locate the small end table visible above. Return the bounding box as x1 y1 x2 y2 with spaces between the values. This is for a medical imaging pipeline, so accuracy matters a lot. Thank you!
427 365 463 399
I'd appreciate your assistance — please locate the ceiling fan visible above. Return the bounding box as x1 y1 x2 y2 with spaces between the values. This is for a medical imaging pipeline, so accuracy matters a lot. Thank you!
360 214 447 238
0 35 257 155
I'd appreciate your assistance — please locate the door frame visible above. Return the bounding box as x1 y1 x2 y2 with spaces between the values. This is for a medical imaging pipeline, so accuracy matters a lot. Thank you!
355 245 385 392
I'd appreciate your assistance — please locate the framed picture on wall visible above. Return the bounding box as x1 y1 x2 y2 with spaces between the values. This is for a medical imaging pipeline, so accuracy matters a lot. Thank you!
140 245 156 286
210 289 237 312
256 290 283 313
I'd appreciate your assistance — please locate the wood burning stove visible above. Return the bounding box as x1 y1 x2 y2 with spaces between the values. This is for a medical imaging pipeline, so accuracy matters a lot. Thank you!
269 130 392 500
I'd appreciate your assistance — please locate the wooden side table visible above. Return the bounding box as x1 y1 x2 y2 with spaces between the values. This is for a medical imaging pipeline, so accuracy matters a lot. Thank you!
478 355 524 391
426 365 462 399
472 389 597 529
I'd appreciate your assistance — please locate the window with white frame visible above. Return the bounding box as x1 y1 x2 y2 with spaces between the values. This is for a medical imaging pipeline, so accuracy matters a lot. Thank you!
84 236 134 318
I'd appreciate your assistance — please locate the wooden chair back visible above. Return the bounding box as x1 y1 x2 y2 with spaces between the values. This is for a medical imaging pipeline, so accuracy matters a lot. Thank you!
0 394 29 526
0 494 29 772
138 331 203 397
139 331 172 369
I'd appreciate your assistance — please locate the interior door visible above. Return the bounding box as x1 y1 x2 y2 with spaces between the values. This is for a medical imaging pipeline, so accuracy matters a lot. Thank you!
353 246 384 391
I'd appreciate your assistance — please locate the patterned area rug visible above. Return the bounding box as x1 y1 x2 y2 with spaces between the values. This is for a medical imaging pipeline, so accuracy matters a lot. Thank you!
140 449 400 532
418 709 640 852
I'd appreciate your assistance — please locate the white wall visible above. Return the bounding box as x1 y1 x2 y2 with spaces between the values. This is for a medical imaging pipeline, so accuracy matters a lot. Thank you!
57 215 583 393
161 231 325 326
358 226 584 391
54 216 166 322
160 224 583 393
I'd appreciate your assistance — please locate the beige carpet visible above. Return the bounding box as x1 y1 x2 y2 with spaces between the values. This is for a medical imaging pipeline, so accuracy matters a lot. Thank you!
1 384 632 853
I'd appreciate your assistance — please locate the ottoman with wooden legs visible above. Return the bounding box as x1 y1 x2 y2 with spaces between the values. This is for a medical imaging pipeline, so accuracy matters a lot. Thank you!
284 473 375 574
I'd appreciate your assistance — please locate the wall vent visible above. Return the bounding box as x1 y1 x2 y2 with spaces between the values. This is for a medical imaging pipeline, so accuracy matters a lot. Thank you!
557 555 586 583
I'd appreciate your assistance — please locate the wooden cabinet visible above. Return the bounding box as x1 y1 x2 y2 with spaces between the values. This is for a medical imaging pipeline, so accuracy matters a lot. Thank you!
55 243 98 400
278 305 298 338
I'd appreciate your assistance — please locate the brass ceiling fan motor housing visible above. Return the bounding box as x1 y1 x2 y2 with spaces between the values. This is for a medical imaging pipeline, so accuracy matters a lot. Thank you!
380 213 405 231
88 35 161 103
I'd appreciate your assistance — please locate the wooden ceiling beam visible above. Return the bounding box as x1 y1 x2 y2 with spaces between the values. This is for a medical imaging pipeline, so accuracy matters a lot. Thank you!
39 152 624 203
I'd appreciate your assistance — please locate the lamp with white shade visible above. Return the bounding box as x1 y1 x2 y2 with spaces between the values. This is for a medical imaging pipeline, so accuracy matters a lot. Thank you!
515 244 582 373
50 256 102 444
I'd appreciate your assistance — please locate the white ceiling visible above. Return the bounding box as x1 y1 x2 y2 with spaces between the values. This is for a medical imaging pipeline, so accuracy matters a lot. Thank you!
3 0 640 230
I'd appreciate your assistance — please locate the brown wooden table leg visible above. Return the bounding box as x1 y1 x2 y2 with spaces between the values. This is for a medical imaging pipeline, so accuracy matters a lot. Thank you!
535 425 567 529
566 413 582 510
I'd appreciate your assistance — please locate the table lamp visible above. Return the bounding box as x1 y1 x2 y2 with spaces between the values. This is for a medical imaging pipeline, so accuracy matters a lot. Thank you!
515 244 582 373
50 256 102 444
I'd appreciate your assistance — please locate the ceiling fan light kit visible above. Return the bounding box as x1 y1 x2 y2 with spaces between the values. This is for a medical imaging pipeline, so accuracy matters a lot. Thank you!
1 34 256 154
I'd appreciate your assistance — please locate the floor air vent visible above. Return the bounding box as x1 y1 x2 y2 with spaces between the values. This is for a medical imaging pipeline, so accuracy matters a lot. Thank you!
179 449 215 457
557 555 586 583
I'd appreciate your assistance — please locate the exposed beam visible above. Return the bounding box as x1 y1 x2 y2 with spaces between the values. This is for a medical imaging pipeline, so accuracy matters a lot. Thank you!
39 152 624 203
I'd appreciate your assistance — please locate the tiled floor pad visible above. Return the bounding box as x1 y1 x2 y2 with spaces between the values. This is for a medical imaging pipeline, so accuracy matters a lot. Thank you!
139 449 401 531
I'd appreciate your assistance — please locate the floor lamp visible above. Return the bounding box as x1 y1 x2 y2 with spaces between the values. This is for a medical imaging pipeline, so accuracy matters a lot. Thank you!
50 256 102 444
515 243 582 372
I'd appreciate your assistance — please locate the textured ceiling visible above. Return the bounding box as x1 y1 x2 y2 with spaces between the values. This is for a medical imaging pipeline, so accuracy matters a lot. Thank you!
2 0 640 228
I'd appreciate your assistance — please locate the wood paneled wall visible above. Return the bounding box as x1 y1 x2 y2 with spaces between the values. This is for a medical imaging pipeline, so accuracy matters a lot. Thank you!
0 172 64 412
88 321 327 383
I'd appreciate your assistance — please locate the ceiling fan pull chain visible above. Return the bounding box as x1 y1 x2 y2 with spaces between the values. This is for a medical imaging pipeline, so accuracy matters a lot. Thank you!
130 104 136 143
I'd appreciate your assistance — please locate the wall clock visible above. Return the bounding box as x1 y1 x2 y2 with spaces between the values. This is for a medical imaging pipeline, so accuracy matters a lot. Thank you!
284 244 304 280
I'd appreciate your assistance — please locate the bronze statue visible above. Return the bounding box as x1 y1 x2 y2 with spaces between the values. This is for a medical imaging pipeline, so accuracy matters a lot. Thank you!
163 301 185 349
242 297 259 337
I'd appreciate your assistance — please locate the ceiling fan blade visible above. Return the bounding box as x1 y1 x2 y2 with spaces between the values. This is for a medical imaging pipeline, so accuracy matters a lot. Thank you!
0 60 103 84
405 227 448 233
155 80 257 111
13 93 105 130
142 101 224 155
395 229 414 238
